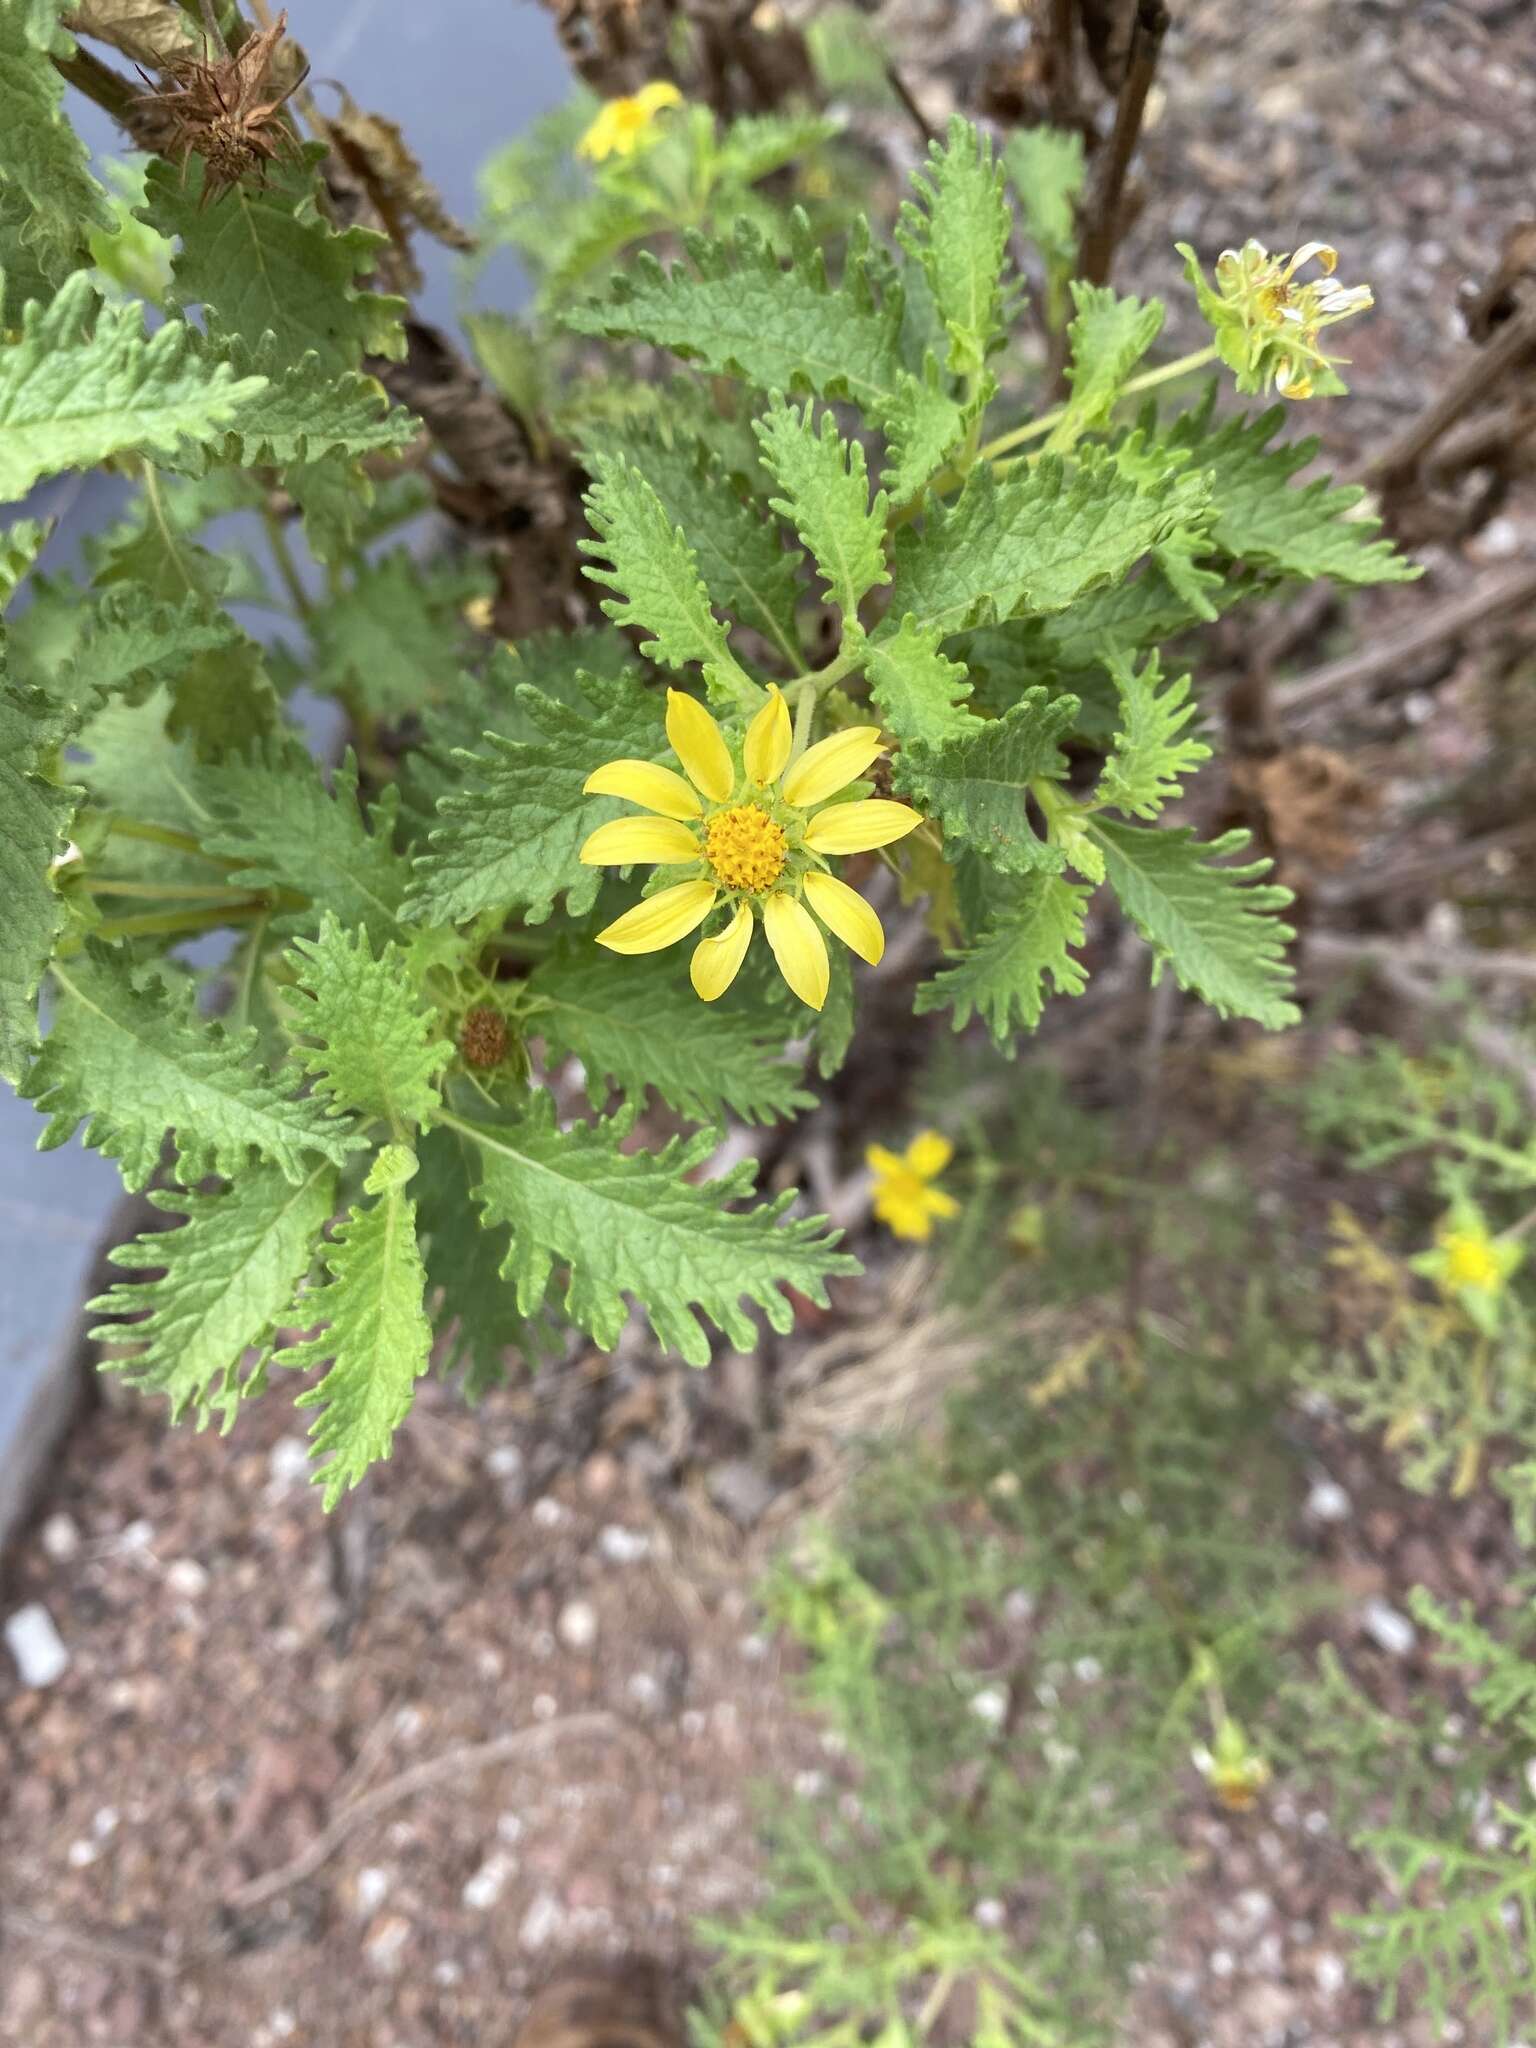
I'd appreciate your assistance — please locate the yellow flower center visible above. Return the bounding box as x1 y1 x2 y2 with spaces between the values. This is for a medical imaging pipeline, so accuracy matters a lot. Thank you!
703 803 788 894
1442 1231 1502 1292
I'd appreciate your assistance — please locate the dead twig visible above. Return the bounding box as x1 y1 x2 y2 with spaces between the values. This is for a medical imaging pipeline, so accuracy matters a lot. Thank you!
1073 0 1168 288
882 59 937 148
1 1907 180 1980
1354 300 1536 491
1276 560 1536 720
1306 933 1536 987
224 1710 647 1912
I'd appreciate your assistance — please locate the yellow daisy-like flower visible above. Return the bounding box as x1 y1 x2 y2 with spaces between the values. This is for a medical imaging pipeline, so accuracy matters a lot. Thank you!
576 81 683 163
1412 1202 1523 1335
866 1130 959 1242
580 686 922 1010
1179 236 1373 400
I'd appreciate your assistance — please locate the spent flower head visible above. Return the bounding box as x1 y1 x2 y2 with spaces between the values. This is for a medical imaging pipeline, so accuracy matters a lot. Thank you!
1178 237 1373 399
580 686 922 1010
866 1130 959 1242
1412 1201 1523 1336
576 81 682 164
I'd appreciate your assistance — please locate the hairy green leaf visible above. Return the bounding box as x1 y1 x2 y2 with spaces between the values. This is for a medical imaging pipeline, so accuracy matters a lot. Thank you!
26 946 358 1188
897 115 1013 376
284 914 449 1135
896 690 1079 875
1095 650 1211 819
1089 817 1298 1028
753 399 888 627
528 943 814 1125
414 1126 548 1397
406 665 663 928
0 661 81 1082
1002 126 1084 311
866 615 975 750
89 1163 335 1427
454 1096 857 1367
309 550 481 719
916 872 1089 1045
274 1182 432 1507
0 0 109 308
1050 283 1164 445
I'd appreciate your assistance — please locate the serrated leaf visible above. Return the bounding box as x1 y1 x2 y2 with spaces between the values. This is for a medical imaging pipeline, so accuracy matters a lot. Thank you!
204 334 418 470
916 871 1089 1045
1153 390 1419 586
203 742 410 948
897 115 1013 376
451 1096 857 1367
0 0 110 306
1089 817 1298 1028
273 1184 431 1507
415 1125 550 1397
895 690 1079 874
528 942 813 1125
0 661 81 1082
0 274 266 499
580 452 753 702
714 110 842 187
1049 283 1164 447
592 418 804 672
283 914 448 1135
309 550 481 718
406 665 663 929
88 1162 335 1427
0 517 47 607
753 398 888 627
141 149 405 379
884 450 1209 640
1095 649 1211 819
881 363 970 502
1002 127 1084 301
25 946 358 1188
866 615 975 749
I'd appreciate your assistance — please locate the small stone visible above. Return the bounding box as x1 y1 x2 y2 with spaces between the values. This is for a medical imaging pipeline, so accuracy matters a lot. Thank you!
5 1603 69 1688
1362 1599 1417 1658
626 1672 663 1715
1305 1479 1352 1523
580 1452 618 1499
462 1850 517 1911
1003 1589 1036 1625
557 1600 598 1652
39 1513 81 1562
364 1914 412 1975
267 1437 311 1492
738 1633 769 1662
1210 1948 1235 1978
707 1459 777 1529
486 1445 522 1479
519 1891 565 1952
165 1558 209 1597
970 1683 1008 1727
67 1837 100 1868
974 1898 1006 1930
92 1806 120 1839
268 2009 297 2040
532 1693 558 1721
599 1525 651 1564
120 1517 154 1553
1314 1952 1347 1996
532 1497 567 1528
1073 1656 1103 1685
793 1770 826 1799
355 1866 391 1916
433 1960 463 1987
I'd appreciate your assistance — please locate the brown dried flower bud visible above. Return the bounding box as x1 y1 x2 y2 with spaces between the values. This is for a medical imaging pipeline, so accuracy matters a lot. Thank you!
459 1006 509 1070
133 11 307 207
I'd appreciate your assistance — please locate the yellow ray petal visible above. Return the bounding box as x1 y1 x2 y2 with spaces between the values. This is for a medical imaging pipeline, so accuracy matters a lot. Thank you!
666 689 734 803
583 759 702 820
743 685 792 786
924 1187 961 1220
596 879 718 955
905 1130 953 1178
690 902 755 1002
866 1143 904 1176
634 80 683 116
803 798 922 855
762 890 829 1011
803 870 884 965
579 816 702 867
781 725 884 808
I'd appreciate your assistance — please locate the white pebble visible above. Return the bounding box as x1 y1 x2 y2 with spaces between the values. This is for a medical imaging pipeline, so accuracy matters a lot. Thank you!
793 1770 826 1799
355 1867 391 1916
462 1850 517 1911
1362 1599 1418 1658
267 1437 311 1491
1314 1952 1347 1996
66 1838 100 1868
518 1891 564 1952
970 1683 1008 1727
1236 1888 1273 1924
738 1633 769 1661
1003 1589 1035 1625
599 1525 651 1564
92 1806 120 1839
1305 1479 1352 1523
557 1600 598 1652
626 1671 663 1713
5 1603 70 1688
486 1444 522 1477
532 1693 558 1721
433 1960 463 1987
497 1812 525 1844
974 1897 1006 1929
268 2010 297 2040
532 1497 567 1528
1073 1656 1103 1685
1209 1948 1235 1978
681 1709 707 1738
120 1518 154 1554
364 1914 411 1975
39 1513 80 1562
165 1558 209 1597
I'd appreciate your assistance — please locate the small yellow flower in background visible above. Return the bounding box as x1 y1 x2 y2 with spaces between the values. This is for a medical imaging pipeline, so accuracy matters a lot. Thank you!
866 1130 959 1242
580 686 922 1010
1179 236 1373 399
1412 1201 1523 1335
1203 1715 1272 1813
576 81 682 163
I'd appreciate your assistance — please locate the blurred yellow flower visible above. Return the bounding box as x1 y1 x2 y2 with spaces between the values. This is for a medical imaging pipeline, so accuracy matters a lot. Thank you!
1178 236 1373 399
576 81 682 163
866 1130 959 1241
1413 1203 1522 1334
580 686 921 1010
1204 1714 1272 1813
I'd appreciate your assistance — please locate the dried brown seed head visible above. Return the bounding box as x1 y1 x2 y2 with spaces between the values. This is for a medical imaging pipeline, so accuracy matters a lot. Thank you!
459 1006 510 1069
132 10 307 205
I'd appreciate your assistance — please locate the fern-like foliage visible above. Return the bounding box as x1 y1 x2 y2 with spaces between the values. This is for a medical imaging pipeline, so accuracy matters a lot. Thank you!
1094 650 1211 819
283 915 449 1135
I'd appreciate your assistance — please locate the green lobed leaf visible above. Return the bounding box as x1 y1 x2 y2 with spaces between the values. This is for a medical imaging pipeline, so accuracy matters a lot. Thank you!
527 942 815 1126
274 1182 432 1508
1094 649 1211 819
881 363 971 502
309 550 483 719
453 1095 857 1367
883 450 1209 640
140 150 406 379
915 872 1090 1046
896 115 1013 377
88 1163 336 1428
25 946 359 1189
580 452 753 702
1049 283 1164 446
866 615 975 750
592 418 804 672
414 1125 548 1397
405 665 665 928
0 654 82 1084
713 110 843 187
0 274 267 499
283 914 449 1135
203 743 411 949
0 0 110 310
895 690 1079 875
1002 126 1085 303
1088 817 1299 1028
753 398 889 629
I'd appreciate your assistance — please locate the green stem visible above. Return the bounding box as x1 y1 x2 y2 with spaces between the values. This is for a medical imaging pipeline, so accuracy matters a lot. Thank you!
84 878 267 901
261 503 314 623
106 816 226 864
976 343 1221 467
85 902 269 943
